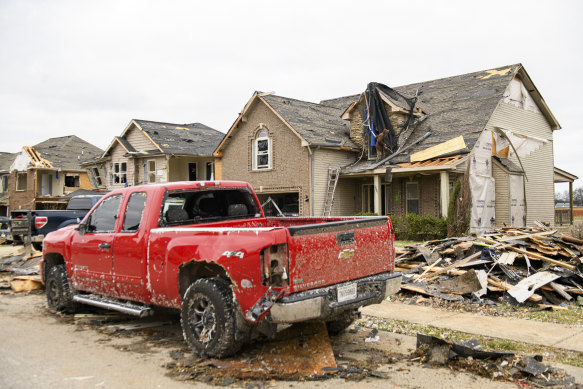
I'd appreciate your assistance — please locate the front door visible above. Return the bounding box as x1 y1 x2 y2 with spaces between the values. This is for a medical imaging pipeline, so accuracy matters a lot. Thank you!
70 194 122 295
188 163 197 181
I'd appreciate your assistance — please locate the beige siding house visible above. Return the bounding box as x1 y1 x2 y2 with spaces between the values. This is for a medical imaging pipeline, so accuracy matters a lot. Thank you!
85 119 223 190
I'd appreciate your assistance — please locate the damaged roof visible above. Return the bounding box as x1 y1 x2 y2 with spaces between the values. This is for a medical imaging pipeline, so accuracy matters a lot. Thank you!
134 119 223 156
323 64 557 165
33 136 103 170
0 152 16 172
260 94 357 148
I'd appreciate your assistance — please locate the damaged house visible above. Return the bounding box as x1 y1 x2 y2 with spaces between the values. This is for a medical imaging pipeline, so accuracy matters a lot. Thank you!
84 119 224 190
7 136 103 211
216 64 575 229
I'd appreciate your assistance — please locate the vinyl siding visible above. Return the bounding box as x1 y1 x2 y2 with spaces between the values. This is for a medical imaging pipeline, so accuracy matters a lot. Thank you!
126 126 157 151
313 148 358 216
492 161 510 226
486 102 555 226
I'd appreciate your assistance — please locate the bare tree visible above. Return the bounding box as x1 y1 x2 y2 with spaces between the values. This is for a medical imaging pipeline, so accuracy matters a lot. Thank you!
574 186 583 206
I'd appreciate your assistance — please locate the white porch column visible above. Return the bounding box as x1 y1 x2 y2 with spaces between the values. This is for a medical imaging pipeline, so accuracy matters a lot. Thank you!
440 170 449 218
374 175 382 215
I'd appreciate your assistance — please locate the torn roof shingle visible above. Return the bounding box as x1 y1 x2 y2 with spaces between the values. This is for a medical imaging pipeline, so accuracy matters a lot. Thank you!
390 64 520 161
33 135 104 170
260 94 357 149
133 119 223 156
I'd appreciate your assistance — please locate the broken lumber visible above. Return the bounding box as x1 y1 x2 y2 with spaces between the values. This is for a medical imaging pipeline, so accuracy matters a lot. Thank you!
477 236 576 271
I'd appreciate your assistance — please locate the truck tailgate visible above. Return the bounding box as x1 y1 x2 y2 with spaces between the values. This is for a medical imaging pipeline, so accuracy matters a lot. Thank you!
286 217 393 292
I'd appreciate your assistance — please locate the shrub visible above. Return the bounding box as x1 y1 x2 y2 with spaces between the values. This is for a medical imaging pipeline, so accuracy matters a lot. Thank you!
392 213 447 241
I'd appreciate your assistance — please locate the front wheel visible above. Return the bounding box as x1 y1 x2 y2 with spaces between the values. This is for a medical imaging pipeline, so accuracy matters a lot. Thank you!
45 264 77 313
181 278 242 358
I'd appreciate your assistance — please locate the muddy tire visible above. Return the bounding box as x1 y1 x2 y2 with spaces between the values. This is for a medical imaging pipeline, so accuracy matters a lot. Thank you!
326 309 360 335
181 278 242 358
45 264 77 313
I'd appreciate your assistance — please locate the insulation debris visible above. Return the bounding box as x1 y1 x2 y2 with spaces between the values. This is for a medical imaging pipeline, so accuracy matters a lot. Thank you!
396 226 583 307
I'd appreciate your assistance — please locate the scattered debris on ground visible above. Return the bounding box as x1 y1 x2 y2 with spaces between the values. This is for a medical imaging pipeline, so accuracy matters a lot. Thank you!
0 245 42 294
414 333 576 387
396 225 583 308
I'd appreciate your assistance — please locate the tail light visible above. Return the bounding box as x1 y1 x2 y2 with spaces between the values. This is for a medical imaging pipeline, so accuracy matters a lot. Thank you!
35 216 48 229
261 244 289 287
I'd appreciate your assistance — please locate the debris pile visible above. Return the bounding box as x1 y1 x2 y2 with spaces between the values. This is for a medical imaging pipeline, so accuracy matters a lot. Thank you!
396 226 583 308
415 334 575 387
0 246 42 293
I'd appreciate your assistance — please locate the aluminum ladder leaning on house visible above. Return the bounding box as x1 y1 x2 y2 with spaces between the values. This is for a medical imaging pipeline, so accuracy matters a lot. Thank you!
322 167 341 216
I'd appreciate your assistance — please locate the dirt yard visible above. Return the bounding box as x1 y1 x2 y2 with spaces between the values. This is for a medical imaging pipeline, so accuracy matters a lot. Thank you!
0 291 517 389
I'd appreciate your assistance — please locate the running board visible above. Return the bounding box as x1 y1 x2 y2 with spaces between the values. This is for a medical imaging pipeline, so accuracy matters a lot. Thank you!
73 294 153 318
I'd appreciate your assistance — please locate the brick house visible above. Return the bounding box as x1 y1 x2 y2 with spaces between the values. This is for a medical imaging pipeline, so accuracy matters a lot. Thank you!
84 119 224 190
7 136 103 211
214 92 360 216
216 64 576 228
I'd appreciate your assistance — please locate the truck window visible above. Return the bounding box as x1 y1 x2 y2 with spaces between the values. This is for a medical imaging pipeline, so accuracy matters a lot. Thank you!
87 194 122 232
67 197 94 210
161 188 261 226
122 192 147 232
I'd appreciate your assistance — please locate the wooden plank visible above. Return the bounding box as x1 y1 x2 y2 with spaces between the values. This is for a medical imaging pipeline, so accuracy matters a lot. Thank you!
477 236 575 271
496 230 556 242
409 136 466 162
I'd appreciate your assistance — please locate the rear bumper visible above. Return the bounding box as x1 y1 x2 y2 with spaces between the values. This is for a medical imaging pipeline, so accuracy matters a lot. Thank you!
267 272 401 324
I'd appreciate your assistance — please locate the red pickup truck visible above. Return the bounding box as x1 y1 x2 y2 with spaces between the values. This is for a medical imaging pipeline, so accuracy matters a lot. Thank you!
42 181 400 357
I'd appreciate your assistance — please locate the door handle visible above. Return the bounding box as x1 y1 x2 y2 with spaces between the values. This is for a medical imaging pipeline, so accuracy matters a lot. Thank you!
98 243 111 250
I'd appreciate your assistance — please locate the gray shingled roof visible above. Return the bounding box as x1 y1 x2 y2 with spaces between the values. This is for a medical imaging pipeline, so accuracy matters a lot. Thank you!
261 95 358 149
391 64 520 162
116 136 136 153
0 152 16 172
134 119 223 156
320 95 360 110
34 136 104 170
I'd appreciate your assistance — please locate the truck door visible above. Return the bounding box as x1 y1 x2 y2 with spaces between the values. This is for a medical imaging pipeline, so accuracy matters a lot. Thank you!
112 191 150 302
70 194 122 295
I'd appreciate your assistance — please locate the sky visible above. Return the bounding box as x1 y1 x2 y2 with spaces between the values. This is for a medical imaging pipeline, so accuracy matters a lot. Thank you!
1 0 581 190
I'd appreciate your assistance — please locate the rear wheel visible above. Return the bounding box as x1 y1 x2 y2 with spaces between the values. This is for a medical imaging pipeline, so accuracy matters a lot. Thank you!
45 264 77 313
181 278 242 358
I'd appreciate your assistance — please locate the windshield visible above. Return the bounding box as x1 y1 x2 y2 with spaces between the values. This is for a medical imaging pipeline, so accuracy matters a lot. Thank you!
160 187 262 226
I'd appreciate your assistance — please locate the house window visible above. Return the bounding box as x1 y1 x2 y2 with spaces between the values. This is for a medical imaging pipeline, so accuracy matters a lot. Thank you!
0 175 7 193
91 167 102 186
16 173 27 191
406 182 419 214
253 130 272 170
362 184 375 214
206 162 213 180
65 174 80 187
367 134 377 161
147 160 156 183
112 162 127 184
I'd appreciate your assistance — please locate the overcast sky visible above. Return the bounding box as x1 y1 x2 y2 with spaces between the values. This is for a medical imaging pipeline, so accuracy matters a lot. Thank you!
1 0 581 189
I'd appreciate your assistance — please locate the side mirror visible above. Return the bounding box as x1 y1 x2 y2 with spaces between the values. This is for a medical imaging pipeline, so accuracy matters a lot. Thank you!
78 222 86 235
